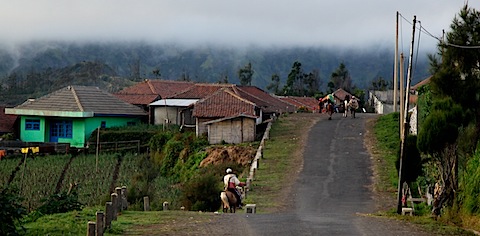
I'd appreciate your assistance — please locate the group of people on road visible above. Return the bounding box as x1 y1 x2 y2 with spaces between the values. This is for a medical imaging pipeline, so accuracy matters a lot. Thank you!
319 94 360 119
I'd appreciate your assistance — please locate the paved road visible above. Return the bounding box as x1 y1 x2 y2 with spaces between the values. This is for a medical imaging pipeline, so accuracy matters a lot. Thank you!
242 113 431 236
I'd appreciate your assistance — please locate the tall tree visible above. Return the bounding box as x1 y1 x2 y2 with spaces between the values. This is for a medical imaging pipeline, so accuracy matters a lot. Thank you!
418 5 480 216
370 76 390 91
330 62 352 92
304 69 321 97
266 73 281 95
238 62 254 86
283 61 305 96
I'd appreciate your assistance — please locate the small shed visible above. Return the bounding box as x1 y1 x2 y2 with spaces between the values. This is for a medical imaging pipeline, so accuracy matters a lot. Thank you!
203 114 256 144
149 99 198 126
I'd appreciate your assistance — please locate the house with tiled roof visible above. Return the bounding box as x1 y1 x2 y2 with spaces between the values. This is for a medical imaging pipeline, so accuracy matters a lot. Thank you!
278 96 319 112
332 88 353 103
114 79 194 122
169 83 234 99
5 86 147 147
0 106 18 137
193 88 260 144
234 86 296 116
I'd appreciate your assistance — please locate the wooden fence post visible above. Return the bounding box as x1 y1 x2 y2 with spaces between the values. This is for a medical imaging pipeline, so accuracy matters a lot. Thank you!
121 186 128 210
96 211 104 236
115 187 122 212
111 193 118 220
163 201 169 211
105 202 113 229
87 221 96 236
144 196 150 211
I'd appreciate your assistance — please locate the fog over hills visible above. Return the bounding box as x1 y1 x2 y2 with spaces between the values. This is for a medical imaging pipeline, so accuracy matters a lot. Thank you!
0 41 432 90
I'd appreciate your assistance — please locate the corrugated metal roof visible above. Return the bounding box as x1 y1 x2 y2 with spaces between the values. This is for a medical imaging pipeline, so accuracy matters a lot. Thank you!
149 99 198 107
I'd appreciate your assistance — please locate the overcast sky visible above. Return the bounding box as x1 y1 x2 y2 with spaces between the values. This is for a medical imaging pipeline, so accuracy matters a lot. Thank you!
1 0 478 51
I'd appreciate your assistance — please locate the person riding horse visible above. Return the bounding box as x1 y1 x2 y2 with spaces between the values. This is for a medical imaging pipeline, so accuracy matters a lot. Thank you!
223 168 245 208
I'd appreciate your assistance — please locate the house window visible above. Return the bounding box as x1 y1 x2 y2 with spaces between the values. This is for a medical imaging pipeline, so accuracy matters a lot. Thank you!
51 120 73 138
25 119 40 130
127 121 136 126
101 121 106 129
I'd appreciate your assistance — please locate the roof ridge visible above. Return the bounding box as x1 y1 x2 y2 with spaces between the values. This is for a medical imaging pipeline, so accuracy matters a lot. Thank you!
147 80 157 95
70 86 84 112
222 88 256 106
235 86 274 106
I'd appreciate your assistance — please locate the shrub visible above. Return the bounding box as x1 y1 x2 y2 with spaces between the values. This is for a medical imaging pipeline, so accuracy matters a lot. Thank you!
396 135 422 183
36 189 83 215
180 167 222 212
0 186 27 235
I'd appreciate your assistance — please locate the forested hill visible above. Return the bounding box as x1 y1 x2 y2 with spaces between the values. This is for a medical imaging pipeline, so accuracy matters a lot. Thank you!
0 41 432 106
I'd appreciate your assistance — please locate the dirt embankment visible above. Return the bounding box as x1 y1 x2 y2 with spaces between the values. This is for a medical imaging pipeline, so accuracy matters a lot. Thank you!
199 146 257 167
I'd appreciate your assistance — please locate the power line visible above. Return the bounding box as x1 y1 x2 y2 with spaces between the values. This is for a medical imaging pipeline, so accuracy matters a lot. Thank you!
399 12 480 49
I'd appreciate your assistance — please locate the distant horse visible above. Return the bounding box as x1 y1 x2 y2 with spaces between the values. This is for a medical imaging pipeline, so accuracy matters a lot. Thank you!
326 103 334 120
220 190 237 213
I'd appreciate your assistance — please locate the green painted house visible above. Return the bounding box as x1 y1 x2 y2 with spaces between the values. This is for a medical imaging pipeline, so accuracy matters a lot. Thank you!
5 86 147 148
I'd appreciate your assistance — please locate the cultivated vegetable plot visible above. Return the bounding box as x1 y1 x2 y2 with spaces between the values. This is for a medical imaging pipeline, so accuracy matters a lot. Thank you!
8 155 71 211
62 154 117 206
0 157 23 187
117 153 142 189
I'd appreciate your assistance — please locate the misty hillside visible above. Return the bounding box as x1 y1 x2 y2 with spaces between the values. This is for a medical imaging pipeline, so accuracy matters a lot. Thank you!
0 42 432 106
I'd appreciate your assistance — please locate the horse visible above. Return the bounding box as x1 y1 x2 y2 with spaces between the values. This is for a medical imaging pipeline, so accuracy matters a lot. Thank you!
220 190 237 213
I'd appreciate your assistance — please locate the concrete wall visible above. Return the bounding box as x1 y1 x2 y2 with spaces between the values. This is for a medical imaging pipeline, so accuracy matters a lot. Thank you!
153 106 183 125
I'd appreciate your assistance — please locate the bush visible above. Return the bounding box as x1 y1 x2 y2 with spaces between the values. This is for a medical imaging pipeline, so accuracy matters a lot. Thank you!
36 189 83 215
180 167 222 212
396 135 422 183
0 186 27 235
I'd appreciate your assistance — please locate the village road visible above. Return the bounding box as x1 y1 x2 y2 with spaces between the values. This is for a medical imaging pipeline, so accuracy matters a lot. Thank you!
240 113 432 236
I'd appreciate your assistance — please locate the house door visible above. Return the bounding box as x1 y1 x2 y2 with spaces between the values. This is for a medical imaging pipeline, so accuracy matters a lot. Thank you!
50 120 73 142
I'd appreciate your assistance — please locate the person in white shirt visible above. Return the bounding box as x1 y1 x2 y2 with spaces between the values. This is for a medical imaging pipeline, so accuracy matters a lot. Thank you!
223 168 245 208
348 96 359 118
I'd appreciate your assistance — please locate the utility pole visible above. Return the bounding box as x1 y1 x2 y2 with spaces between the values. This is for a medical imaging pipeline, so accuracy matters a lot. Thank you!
393 11 399 112
397 15 416 214
399 53 405 138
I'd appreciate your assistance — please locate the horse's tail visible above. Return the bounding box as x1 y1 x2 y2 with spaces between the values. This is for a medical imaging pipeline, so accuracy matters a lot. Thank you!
220 191 229 209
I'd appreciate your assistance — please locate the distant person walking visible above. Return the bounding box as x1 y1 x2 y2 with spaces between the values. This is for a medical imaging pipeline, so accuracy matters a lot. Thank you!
343 95 350 118
348 96 359 118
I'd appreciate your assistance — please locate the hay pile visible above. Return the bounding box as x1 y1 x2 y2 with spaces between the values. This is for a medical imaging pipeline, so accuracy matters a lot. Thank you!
199 146 256 167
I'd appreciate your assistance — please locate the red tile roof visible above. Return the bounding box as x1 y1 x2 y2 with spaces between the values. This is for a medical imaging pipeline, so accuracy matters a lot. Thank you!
235 86 295 113
411 76 431 91
171 83 235 99
279 96 318 111
113 94 160 105
332 88 353 101
0 106 17 133
115 79 194 104
193 88 257 118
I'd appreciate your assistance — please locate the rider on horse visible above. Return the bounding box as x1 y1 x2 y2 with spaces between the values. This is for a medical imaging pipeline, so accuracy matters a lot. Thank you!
223 168 245 208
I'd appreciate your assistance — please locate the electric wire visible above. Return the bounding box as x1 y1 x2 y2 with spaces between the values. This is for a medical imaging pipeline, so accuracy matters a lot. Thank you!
400 12 480 49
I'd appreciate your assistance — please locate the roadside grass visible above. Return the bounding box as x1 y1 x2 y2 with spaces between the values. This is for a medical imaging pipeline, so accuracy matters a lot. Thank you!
105 211 217 235
22 207 102 235
371 112 400 192
370 113 476 235
243 113 320 213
